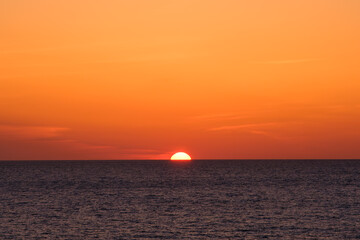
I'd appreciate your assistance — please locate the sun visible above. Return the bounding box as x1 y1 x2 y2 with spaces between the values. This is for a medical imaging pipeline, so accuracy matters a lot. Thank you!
170 152 192 161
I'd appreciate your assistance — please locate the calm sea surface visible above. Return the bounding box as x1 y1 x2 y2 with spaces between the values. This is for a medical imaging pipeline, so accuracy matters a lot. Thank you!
1 160 360 239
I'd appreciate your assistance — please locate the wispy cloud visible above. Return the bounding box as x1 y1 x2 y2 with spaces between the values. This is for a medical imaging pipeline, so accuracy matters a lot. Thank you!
208 122 278 131
0 125 116 157
250 58 322 64
107 148 167 160
190 113 251 122
207 121 301 141
0 124 165 160
0 125 69 140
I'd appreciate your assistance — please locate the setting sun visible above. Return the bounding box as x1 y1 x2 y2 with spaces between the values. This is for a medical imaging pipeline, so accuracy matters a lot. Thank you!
170 152 192 161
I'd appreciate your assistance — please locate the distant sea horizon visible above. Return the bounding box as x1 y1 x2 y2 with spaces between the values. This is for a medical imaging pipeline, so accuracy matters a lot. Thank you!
1 158 360 161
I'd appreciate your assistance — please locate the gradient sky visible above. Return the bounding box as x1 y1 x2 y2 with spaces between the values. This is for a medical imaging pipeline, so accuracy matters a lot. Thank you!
1 0 360 160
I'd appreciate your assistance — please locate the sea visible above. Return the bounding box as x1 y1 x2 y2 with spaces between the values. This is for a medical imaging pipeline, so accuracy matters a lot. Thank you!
1 160 360 239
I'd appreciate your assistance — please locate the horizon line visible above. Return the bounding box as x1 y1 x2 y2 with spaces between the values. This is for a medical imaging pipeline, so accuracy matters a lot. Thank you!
1 159 360 161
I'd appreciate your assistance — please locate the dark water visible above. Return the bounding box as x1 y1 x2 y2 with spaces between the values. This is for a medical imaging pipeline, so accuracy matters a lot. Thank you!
1 160 360 239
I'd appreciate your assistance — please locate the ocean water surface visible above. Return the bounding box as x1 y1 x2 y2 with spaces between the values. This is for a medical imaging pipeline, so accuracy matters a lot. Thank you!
1 160 360 239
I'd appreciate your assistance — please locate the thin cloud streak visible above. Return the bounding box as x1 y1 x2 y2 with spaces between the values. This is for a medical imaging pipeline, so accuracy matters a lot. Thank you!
208 122 278 131
0 125 69 140
190 113 251 122
0 124 169 160
0 125 116 157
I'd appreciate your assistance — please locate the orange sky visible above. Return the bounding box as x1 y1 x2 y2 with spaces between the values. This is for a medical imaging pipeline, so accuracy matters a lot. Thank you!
1 0 360 160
